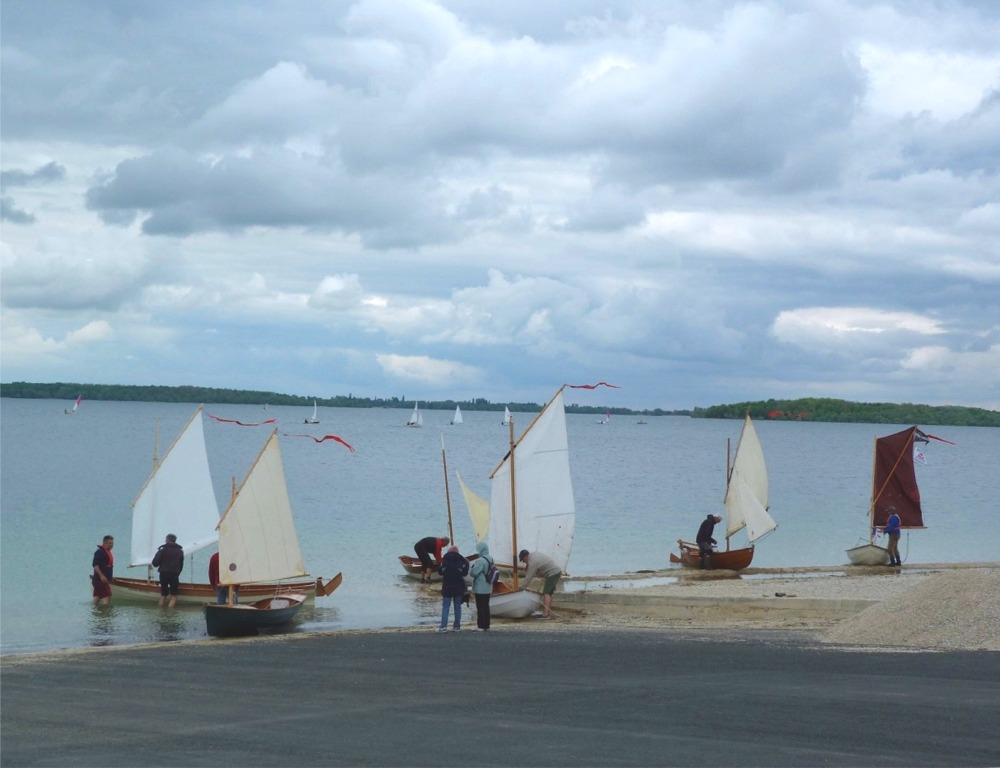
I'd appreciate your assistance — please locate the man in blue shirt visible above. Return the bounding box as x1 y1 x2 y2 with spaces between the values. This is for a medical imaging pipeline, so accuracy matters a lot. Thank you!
882 507 902 566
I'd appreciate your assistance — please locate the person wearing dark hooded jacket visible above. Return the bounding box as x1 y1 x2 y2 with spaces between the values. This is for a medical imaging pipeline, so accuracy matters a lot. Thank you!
151 533 184 608
468 540 495 631
437 546 469 632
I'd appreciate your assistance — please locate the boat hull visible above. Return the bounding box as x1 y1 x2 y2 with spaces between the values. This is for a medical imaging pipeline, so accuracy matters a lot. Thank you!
489 583 543 619
398 555 440 581
398 554 479 581
113 573 342 605
204 594 306 637
669 541 754 571
846 543 890 566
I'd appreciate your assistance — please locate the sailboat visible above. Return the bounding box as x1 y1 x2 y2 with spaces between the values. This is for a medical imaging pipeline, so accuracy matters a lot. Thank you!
113 407 342 604
64 395 81 415
598 410 610 424
205 430 312 636
670 413 776 570
846 426 951 566
501 406 511 426
463 387 575 618
398 433 458 581
451 405 463 425
304 400 320 424
406 402 423 427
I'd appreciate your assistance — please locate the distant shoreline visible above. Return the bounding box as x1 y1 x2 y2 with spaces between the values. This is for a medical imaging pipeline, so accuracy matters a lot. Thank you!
2 382 997 425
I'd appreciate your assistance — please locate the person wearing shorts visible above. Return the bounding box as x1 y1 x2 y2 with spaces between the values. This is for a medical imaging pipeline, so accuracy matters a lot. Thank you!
151 533 185 608
518 549 562 618
91 535 115 605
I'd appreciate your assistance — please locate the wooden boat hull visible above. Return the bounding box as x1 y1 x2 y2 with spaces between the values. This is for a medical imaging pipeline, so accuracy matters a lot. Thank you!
846 543 890 566
669 541 754 571
398 554 480 581
399 555 440 581
489 581 543 619
113 573 342 605
204 594 306 637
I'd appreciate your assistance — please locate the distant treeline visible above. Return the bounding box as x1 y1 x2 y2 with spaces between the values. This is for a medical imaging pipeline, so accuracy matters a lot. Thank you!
693 398 1000 427
2 383 996 426
0 381 683 417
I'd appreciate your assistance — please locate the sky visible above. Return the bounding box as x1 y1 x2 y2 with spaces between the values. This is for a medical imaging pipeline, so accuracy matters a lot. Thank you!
2 0 999 411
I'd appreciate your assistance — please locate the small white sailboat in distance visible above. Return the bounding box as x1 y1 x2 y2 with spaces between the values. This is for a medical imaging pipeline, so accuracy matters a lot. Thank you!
451 405 463 425
64 395 81 415
406 402 423 427
304 400 320 424
502 406 511 426
598 409 610 424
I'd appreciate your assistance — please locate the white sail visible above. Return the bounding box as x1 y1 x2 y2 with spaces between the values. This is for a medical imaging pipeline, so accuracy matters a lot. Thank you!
452 405 463 424
723 414 776 543
502 406 511 425
457 470 490 541
406 403 422 427
217 430 305 586
130 407 219 567
305 400 319 423
489 389 575 571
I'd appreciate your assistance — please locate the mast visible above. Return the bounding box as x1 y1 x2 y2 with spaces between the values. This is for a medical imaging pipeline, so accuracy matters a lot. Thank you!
508 416 519 589
725 436 732 552
440 434 454 543
866 435 878 544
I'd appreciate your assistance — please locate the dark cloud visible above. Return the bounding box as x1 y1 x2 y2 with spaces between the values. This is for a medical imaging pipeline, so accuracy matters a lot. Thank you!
0 161 66 188
0 196 35 223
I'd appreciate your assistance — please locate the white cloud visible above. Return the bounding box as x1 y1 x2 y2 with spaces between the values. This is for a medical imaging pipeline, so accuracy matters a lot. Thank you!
375 353 482 386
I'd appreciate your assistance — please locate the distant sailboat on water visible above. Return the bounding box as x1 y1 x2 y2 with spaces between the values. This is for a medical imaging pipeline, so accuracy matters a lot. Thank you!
598 409 610 424
304 400 320 424
64 395 81 415
501 406 511 426
406 403 423 427
451 405 463 425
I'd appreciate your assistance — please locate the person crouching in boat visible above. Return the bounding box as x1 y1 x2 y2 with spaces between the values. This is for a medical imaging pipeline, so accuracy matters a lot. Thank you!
696 515 722 568
414 535 450 583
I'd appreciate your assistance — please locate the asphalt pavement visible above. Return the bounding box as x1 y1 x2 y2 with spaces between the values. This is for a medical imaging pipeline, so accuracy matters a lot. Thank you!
2 626 998 767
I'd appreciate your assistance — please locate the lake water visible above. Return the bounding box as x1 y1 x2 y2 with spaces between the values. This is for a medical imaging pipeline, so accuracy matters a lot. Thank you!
2 397 996 655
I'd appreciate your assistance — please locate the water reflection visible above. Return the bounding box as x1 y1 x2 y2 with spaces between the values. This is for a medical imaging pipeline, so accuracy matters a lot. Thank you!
88 604 118 647
150 608 187 643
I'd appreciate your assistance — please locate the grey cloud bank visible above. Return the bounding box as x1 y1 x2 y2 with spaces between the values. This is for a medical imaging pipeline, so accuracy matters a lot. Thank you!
2 0 998 410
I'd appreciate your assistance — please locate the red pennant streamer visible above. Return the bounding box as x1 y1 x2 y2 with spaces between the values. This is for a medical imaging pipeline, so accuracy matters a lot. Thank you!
918 429 955 446
283 433 355 452
206 413 277 427
566 381 621 390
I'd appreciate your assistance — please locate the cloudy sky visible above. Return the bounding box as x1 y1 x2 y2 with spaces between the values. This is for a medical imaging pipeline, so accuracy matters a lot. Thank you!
2 0 999 410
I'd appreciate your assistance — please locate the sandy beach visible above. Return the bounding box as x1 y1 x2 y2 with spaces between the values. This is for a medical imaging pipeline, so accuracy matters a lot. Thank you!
545 563 1000 651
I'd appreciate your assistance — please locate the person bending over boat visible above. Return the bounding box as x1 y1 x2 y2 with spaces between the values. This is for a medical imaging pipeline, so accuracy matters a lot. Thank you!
414 535 450 583
91 535 114 606
152 533 184 608
696 514 722 569
518 549 562 618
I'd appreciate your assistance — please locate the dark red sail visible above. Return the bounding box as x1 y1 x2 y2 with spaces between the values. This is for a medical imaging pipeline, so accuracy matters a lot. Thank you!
872 426 924 529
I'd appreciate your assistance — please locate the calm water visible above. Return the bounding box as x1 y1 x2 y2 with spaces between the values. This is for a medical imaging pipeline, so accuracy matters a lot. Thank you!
2 398 997 655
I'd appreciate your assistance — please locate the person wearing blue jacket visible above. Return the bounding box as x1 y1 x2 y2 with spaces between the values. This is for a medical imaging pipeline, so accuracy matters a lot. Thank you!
468 540 495 631
881 507 902 566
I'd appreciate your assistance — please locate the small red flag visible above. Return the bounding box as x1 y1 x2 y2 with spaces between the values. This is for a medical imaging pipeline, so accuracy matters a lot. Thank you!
283 433 355 452
206 413 277 427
